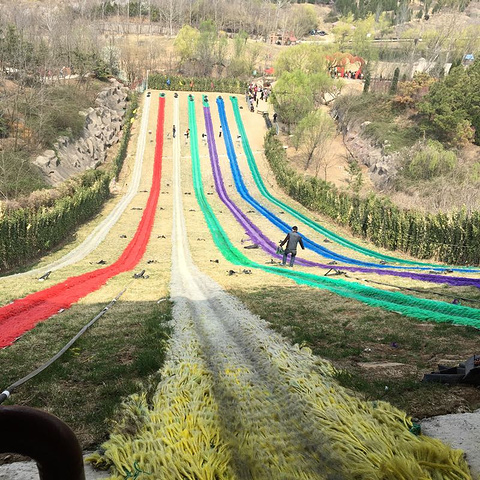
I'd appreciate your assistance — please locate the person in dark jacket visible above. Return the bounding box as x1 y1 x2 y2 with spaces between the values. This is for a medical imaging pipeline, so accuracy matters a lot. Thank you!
279 226 305 266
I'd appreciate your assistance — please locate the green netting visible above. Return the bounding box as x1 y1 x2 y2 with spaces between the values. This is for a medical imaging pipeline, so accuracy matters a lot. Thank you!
229 96 455 269
188 96 480 328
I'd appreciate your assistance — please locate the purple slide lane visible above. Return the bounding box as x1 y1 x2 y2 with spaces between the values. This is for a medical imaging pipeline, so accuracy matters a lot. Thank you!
202 103 480 290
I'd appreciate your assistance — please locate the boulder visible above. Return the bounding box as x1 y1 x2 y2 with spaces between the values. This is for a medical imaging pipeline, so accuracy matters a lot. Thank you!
35 80 128 184
34 149 57 169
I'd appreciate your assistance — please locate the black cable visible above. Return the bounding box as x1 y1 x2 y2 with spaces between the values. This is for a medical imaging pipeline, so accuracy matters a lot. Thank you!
0 285 129 405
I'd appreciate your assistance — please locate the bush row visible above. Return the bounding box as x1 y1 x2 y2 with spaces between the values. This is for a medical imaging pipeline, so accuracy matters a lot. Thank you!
264 129 480 266
0 93 138 272
113 92 138 178
148 74 245 94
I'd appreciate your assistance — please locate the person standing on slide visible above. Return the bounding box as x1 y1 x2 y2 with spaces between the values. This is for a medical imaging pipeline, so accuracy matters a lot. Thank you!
279 226 305 267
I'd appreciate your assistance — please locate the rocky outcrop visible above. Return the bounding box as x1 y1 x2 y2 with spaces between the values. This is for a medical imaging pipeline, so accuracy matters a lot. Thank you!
333 107 400 190
343 125 400 189
34 79 129 185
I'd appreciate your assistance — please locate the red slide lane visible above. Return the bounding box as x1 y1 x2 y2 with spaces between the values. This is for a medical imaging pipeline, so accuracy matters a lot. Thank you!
0 96 165 348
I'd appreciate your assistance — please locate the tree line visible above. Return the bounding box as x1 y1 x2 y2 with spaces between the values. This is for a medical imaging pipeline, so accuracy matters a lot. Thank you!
3 0 321 41
331 0 470 21
264 129 480 265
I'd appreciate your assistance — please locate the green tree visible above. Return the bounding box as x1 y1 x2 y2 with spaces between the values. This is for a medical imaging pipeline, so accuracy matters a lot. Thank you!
419 62 480 145
196 20 219 76
274 43 330 77
228 32 250 79
233 31 249 58
274 44 341 105
0 111 9 138
174 25 200 66
310 71 341 105
1 24 20 66
271 70 316 132
405 140 457 180
363 71 371 93
389 67 400 94
0 150 46 200
290 4 318 38
293 109 336 175
92 58 110 81
228 32 260 80
345 159 364 193
350 14 376 61
332 16 355 52
334 0 358 17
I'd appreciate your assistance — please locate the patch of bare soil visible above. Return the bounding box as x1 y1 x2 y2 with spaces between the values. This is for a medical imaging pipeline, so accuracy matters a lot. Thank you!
461 143 480 163
279 79 374 192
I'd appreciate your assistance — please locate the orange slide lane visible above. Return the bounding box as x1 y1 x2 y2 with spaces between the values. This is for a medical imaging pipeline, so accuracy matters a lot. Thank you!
0 96 165 348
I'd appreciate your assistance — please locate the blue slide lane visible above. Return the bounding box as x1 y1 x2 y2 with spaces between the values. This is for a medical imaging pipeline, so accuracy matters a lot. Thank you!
221 96 480 274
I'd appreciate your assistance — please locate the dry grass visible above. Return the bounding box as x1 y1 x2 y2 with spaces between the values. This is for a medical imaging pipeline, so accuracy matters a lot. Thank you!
107 32 286 76
0 298 173 450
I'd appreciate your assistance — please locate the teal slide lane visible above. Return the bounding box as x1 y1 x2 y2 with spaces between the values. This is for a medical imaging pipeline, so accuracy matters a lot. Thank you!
229 96 480 273
187 94 480 328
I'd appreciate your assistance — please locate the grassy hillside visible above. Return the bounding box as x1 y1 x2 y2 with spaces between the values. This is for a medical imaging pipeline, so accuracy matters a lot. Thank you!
0 79 107 200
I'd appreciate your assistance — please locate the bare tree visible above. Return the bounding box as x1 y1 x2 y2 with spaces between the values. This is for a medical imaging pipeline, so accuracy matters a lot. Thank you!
158 0 183 36
315 142 336 181
293 110 336 177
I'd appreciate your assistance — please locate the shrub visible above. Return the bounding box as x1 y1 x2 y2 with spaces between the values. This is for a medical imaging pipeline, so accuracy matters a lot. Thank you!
0 150 47 199
405 140 457 180
0 111 9 138
148 74 245 94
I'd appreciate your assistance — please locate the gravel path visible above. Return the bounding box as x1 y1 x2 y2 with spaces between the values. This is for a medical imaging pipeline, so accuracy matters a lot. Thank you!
421 412 480 476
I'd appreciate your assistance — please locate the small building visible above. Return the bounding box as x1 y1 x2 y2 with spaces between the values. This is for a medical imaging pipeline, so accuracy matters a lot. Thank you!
463 54 475 66
269 31 297 46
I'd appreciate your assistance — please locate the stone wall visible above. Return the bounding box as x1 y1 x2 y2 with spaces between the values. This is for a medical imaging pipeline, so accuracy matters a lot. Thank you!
34 79 129 185
332 104 400 190
343 122 400 190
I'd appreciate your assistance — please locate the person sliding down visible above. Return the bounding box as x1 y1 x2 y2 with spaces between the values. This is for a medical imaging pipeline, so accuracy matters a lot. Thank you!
279 226 305 267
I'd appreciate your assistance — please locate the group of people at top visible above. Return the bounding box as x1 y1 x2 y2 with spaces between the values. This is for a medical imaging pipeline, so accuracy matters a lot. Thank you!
328 66 364 80
246 82 271 113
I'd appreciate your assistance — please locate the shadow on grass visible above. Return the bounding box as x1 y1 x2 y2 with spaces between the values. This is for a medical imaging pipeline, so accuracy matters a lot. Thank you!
230 284 480 418
0 299 173 450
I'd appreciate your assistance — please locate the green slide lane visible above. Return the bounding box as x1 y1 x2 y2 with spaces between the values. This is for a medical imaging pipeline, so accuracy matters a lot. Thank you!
188 95 480 328
230 96 457 269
